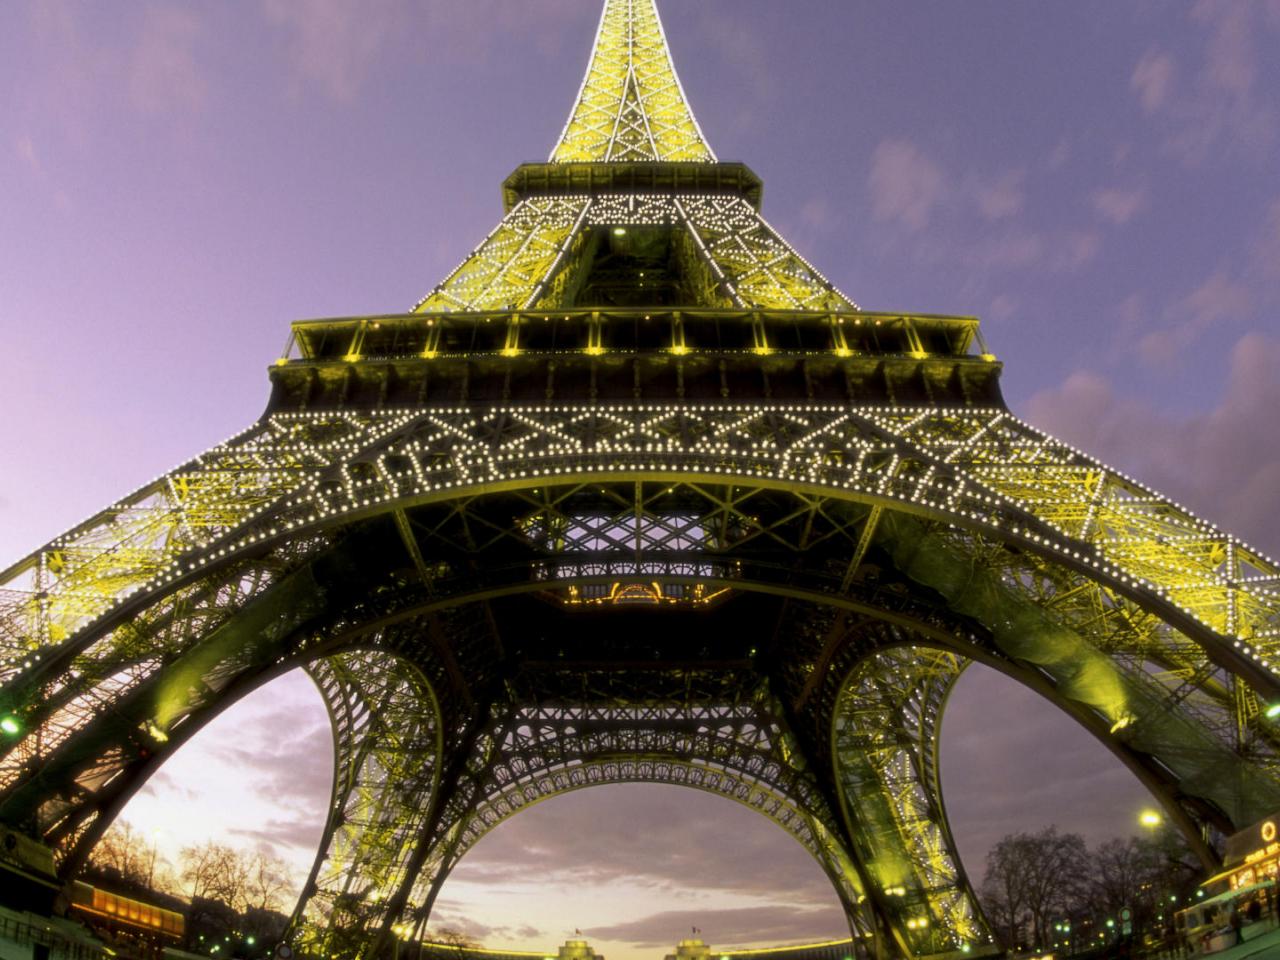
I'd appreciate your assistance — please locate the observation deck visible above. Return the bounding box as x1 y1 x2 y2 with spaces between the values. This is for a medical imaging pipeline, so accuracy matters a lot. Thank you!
268 307 1001 412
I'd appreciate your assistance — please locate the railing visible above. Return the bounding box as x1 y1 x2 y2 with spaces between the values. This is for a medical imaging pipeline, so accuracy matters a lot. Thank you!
280 308 990 367
0 910 110 960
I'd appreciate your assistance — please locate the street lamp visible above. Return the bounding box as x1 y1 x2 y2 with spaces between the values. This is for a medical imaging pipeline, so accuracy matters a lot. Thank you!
1139 809 1162 828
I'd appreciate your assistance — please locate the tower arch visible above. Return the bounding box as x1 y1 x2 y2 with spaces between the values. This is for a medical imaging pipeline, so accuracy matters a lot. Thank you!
3 455 1280 957
2 1 1279 958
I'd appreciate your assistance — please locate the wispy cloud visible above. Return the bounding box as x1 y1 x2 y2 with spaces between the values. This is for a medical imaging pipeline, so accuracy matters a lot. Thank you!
868 138 945 232
1026 331 1280 555
1135 2 1279 165
586 906 845 950
1131 50 1175 113
1091 186 1146 225
451 785 834 905
1134 268 1252 369
263 0 407 102
128 7 207 114
261 0 584 103
973 170 1026 221
16 134 42 174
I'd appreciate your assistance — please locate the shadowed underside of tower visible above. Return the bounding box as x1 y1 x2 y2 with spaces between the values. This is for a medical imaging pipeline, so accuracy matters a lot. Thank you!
2 2 1279 959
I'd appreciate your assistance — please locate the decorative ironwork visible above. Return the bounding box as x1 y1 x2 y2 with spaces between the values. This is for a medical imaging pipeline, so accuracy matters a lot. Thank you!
1 1 1278 959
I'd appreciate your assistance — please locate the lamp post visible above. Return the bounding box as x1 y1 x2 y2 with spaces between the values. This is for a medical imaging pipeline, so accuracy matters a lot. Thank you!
147 829 164 889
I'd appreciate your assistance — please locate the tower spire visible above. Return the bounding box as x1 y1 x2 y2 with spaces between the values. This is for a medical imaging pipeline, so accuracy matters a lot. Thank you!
551 0 715 163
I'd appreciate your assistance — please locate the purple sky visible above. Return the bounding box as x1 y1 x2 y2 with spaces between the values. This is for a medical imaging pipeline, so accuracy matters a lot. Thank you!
4 1 1280 957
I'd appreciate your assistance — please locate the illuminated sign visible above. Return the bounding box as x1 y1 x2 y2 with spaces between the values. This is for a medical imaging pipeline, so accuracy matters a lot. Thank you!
1244 842 1280 865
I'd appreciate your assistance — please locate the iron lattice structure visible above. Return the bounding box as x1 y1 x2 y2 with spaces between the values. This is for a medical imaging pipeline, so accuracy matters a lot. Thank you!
2 1 1279 958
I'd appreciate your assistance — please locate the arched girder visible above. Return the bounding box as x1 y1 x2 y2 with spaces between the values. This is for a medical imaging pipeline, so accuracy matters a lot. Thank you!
0 404 1278 960
414 767 872 939
400 688 874 935
4 403 1275 708
2 519 1280 870
291 650 444 957
33 657 307 882
2 570 1259 960
831 645 982 957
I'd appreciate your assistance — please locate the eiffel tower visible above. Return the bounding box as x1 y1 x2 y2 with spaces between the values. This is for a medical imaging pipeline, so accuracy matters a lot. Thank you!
2 2 1279 958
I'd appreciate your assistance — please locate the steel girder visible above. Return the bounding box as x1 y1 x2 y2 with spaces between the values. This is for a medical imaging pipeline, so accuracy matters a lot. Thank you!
832 646 978 957
1 401 1278 958
5 403 1273 706
4 2 1271 957
297 651 444 955
411 692 872 932
550 0 712 163
411 193 855 315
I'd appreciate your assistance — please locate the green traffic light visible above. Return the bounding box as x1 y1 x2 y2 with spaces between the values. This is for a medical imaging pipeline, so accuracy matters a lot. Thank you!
1267 702 1280 719
0 715 20 736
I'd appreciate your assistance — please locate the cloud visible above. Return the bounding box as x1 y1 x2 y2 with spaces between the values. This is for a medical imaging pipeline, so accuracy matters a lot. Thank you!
584 906 845 949
1045 138 1071 171
973 170 1025 221
16 134 42 175
146 769 197 800
1050 230 1101 271
1131 50 1175 113
1091 186 1146 225
128 7 207 113
949 227 1097 275
206 714 334 812
1134 268 1252 369
263 0 407 102
229 816 328 856
1251 198 1280 287
1025 331 1280 555
450 784 836 906
261 0 584 102
1197 0 1254 96
868 139 945 232
799 198 830 230
988 295 1018 323
1142 2 1279 164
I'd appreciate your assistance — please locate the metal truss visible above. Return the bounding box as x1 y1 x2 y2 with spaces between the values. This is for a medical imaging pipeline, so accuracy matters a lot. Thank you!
413 199 590 314
676 198 856 312
1 401 1277 957
551 0 713 163
3 1 1279 957
296 651 443 955
411 193 854 314
832 645 981 956
289 665 882 954
416 691 870 927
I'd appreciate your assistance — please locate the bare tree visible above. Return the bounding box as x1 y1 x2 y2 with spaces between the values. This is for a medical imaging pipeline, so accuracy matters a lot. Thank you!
1090 827 1201 936
426 925 477 960
89 821 150 885
980 834 1029 950
244 850 294 913
1021 827 1089 948
980 828 1089 951
180 841 250 909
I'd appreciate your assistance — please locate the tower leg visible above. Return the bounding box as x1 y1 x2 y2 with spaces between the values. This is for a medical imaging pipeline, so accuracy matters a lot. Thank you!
289 651 445 958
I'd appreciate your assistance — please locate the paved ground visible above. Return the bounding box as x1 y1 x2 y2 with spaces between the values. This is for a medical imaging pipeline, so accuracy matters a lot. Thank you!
1201 922 1280 959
